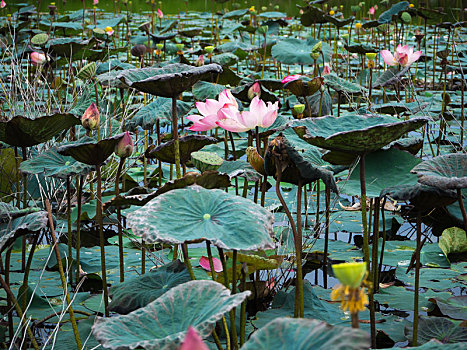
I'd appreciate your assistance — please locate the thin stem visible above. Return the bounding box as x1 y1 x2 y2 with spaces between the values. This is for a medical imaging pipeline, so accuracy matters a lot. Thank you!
66 176 73 286
172 96 182 179
75 176 83 284
324 185 330 289
181 243 196 280
413 214 422 346
230 250 238 349
360 155 370 270
115 158 125 282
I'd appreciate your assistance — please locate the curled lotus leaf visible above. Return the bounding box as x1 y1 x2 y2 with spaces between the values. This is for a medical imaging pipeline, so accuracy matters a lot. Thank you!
57 133 126 166
284 77 323 97
242 317 370 350
292 115 428 156
92 280 250 350
127 185 274 250
0 113 81 147
411 153 467 190
117 63 223 98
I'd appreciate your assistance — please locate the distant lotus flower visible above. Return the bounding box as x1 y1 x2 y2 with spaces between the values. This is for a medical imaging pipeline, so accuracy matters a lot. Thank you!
199 256 223 273
281 74 301 84
187 89 238 132
157 8 163 19
104 26 114 36
93 0 98 5
380 44 422 67
247 81 261 100
195 55 204 67
0 0 6 8
30 52 48 66
216 96 279 133
180 327 208 350
322 64 331 75
114 131 133 158
81 102 100 131
368 6 375 15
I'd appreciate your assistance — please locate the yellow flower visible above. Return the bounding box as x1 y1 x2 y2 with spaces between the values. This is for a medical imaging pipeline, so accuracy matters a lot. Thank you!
330 284 369 314
409 4 414 8
249 6 255 12
332 262 367 288
355 23 362 30
329 10 335 15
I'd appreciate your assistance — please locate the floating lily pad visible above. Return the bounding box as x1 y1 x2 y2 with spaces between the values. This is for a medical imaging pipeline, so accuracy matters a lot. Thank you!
127 185 274 250
92 280 250 350
405 316 467 345
430 296 467 321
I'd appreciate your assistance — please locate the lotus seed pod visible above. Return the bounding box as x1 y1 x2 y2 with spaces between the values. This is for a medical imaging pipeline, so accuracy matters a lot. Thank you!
156 43 164 50
81 102 100 131
204 46 214 54
176 43 184 51
332 262 367 289
77 62 97 81
139 21 151 33
257 25 268 35
311 41 322 54
294 104 305 114
115 131 134 158
131 44 147 58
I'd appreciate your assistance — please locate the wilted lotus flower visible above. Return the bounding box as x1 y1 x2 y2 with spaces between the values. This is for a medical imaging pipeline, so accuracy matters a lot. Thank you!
199 256 222 273
115 131 133 158
104 26 114 36
381 44 422 67
187 89 238 131
247 82 261 100
30 52 48 66
281 74 301 84
217 96 279 133
180 327 208 350
81 102 100 131
157 8 163 19
195 55 204 66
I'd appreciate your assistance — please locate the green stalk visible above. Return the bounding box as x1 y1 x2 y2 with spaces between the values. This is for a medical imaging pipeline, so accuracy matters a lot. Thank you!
115 157 125 282
360 155 370 270
172 96 182 179
412 214 422 346
230 250 238 349
75 176 83 284
66 176 73 286
181 243 196 280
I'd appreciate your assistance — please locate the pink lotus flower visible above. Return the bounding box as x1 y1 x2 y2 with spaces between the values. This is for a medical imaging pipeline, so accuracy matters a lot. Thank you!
30 52 48 66
380 44 422 67
187 89 238 132
216 96 279 133
322 64 331 75
115 131 133 158
281 74 301 84
157 8 163 19
82 102 100 131
247 81 261 100
199 256 223 273
180 327 208 350
368 7 375 15
93 0 99 5
0 0 6 9
195 55 204 67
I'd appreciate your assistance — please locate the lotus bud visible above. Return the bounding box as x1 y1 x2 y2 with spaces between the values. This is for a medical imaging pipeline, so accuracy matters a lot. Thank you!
274 5 279 11
258 25 268 35
332 262 366 288
195 55 204 67
299 9 303 15
249 6 255 14
93 0 99 5
0 0 6 9
157 8 163 19
409 3 414 8
322 64 331 75
247 82 261 100
355 23 362 30
81 102 100 131
30 52 48 66
115 131 133 158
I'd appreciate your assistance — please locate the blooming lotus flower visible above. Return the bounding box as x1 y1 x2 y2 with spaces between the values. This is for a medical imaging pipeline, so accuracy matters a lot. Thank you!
368 6 375 15
30 52 48 66
81 102 100 131
104 26 114 36
93 0 98 5
216 96 279 133
115 131 133 158
247 81 261 100
187 89 238 132
195 55 204 67
380 44 422 67
180 327 208 350
157 8 163 19
281 74 301 84
199 256 223 273
322 64 331 75
0 0 5 8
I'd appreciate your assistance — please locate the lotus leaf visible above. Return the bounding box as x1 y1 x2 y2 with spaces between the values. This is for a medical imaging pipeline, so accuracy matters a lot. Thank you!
272 38 331 65
439 227 467 256
405 316 467 345
430 296 467 321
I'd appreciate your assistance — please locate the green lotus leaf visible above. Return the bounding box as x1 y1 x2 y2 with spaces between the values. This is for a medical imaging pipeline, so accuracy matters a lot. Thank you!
324 73 365 94
126 97 191 131
300 6 328 25
0 113 81 147
46 37 96 57
405 316 467 345
404 340 467 349
344 43 378 55
57 133 125 166
378 1 409 24
292 115 428 156
225 251 281 270
211 52 239 67
0 148 20 202
19 147 92 179
411 153 467 190
242 317 370 350
374 66 410 88
92 280 250 350
222 8 249 19
49 316 99 350
439 227 467 257
284 77 323 97
146 135 218 164
178 27 203 37
192 81 226 100
217 160 261 181
430 296 467 321
109 260 191 314
272 38 331 65
117 63 223 97
127 185 274 250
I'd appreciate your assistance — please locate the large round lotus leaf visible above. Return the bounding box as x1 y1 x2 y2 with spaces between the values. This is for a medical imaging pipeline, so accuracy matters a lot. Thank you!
264 134 338 192
242 317 370 350
292 115 428 156
324 73 365 94
404 340 467 349
109 260 191 314
217 160 261 181
19 147 92 179
117 63 223 97
411 153 467 190
404 316 467 345
125 97 191 131
178 27 203 37
300 6 328 25
272 38 331 65
192 81 226 101
127 185 274 250
146 135 218 164
0 113 81 147
341 149 421 198
46 37 96 57
211 52 239 67
378 1 409 24
92 280 250 350
431 296 467 321
57 134 125 166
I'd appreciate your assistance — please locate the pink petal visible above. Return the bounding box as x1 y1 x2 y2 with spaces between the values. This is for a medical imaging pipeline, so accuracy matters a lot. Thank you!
281 74 301 84
196 99 221 117
186 114 203 123
405 51 422 66
216 118 250 133
218 89 238 108
199 256 223 273
260 110 278 128
380 50 397 66
180 327 208 350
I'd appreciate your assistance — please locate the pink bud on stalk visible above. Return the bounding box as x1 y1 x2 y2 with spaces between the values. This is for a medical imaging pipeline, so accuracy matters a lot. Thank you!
93 0 98 5
195 55 204 67
180 327 209 350
0 1 6 9
157 8 163 19
247 81 261 100
30 52 48 66
115 131 134 158
81 102 100 131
